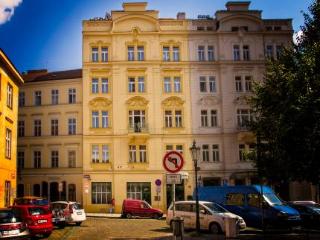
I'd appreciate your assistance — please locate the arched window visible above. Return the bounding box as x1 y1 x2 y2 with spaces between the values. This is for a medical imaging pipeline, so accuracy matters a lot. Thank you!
33 184 40 197
17 184 24 197
68 184 76 201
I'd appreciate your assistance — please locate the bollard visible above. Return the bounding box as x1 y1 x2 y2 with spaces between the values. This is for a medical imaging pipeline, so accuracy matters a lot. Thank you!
225 217 239 239
172 216 184 240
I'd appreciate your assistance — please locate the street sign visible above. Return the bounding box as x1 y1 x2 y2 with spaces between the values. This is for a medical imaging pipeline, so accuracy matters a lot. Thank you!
166 174 182 184
156 185 161 193
155 179 162 186
163 151 184 173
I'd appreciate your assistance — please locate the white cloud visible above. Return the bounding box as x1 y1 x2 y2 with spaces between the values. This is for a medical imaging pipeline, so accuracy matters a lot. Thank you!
0 0 23 25
293 30 303 45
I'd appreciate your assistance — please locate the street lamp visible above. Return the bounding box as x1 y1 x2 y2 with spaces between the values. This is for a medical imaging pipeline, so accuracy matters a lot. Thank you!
190 140 201 234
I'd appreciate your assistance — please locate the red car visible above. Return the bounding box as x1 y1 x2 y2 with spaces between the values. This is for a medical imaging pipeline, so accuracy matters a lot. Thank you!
12 205 53 238
121 199 163 219
0 208 29 239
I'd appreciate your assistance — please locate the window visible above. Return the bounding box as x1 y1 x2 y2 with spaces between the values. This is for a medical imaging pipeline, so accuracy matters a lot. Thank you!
51 89 59 105
18 151 24 169
127 182 151 203
212 145 219 162
239 144 246 161
129 145 137 162
5 128 11 159
34 119 41 137
102 145 109 163
128 77 135 93
92 47 99 62
129 110 146 132
68 88 76 104
51 119 59 136
235 76 242 92
245 76 252 92
91 182 112 204
101 47 108 62
243 45 250 60
248 144 256 160
209 77 216 93
137 46 144 61
231 26 239 32
165 110 172 127
210 110 218 127
201 110 208 127
68 151 76 168
164 77 171 93
68 118 76 135
166 145 174 152
173 47 180 61
102 111 109 128
175 110 182 127
51 151 59 168
176 145 183 154
138 77 145 93
208 46 214 61
128 46 135 61
163 46 170 61
139 145 147 163
226 193 245 206
202 145 209 162
174 77 181 93
19 91 25 107
265 45 273 58
92 111 99 128
18 120 25 137
4 181 11 207
34 91 41 106
7 84 13 109
102 78 109 93
92 145 99 163
248 193 261 208
199 76 206 92
237 109 253 129
233 45 240 61
198 46 205 61
33 151 41 168
276 45 282 59
92 78 99 93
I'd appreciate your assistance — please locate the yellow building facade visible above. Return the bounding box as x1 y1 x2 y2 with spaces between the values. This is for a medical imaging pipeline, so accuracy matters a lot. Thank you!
0 49 24 207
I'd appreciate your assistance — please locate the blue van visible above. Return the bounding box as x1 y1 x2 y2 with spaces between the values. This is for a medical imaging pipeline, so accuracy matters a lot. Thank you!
196 185 301 228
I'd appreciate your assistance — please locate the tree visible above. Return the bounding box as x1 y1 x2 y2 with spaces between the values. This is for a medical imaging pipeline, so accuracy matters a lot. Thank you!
250 0 320 191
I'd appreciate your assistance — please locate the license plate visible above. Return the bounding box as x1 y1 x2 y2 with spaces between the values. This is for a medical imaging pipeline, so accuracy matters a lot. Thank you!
38 219 47 223
3 229 19 235
77 212 82 215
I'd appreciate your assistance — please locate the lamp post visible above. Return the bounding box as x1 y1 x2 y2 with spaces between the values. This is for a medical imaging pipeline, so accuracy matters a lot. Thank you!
190 140 201 234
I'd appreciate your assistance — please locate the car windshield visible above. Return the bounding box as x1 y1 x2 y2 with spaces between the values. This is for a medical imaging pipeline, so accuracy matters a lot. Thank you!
203 202 228 213
73 203 83 210
28 207 49 216
0 210 21 223
263 193 283 205
308 204 320 213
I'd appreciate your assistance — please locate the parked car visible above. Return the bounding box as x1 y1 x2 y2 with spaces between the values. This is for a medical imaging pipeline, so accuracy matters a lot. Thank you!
50 201 86 226
0 208 29 239
50 202 66 228
288 201 320 229
196 185 301 229
166 201 246 234
13 196 49 209
12 205 52 238
121 199 163 219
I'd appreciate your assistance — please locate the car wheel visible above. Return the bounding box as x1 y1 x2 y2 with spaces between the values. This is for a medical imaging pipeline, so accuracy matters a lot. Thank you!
58 222 66 228
43 232 52 238
126 213 132 219
152 213 161 219
76 222 82 226
209 222 221 234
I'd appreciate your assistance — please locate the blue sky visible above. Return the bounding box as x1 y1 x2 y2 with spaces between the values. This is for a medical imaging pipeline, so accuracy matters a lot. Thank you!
0 0 313 72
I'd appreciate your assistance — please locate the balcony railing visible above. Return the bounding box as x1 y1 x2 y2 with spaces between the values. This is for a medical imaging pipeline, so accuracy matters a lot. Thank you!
128 123 148 133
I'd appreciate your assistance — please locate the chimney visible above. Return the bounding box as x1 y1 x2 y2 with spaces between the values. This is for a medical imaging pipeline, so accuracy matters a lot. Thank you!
177 12 186 20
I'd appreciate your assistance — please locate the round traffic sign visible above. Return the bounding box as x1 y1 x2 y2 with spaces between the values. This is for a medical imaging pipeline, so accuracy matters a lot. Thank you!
163 151 184 173
155 179 162 186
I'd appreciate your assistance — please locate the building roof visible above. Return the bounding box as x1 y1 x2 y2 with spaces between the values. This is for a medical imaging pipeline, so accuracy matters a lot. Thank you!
23 69 82 82
0 49 24 85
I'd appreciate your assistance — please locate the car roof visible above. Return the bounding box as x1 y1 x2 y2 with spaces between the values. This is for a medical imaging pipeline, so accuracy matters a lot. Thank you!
51 201 78 204
15 196 45 200
173 201 213 204
290 201 317 205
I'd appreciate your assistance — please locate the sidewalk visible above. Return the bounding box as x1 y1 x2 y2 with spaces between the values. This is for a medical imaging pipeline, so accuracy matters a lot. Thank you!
87 212 121 218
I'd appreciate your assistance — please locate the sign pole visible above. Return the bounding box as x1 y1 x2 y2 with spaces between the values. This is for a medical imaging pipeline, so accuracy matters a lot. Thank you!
173 183 176 217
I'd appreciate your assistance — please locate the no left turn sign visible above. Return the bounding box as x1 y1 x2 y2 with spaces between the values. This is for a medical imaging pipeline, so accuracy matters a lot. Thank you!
163 151 184 173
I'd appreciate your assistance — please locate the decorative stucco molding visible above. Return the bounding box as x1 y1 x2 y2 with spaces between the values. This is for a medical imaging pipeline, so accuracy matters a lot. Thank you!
126 96 149 107
89 97 112 108
162 96 184 107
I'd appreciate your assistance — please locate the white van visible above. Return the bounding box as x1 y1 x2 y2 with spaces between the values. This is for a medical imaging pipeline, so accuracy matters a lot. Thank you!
166 201 246 234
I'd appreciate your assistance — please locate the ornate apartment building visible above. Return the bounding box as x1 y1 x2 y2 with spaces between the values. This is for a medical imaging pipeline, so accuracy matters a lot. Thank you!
18 2 294 212
0 49 24 207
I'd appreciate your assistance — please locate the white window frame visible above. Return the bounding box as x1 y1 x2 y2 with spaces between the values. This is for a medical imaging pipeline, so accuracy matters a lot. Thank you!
212 145 220 162
102 111 109 128
173 46 180 61
202 145 209 162
137 46 144 61
92 111 99 128
175 110 182 128
198 46 205 61
164 77 171 93
129 145 137 163
165 110 173 128
233 45 240 61
68 151 76 168
201 110 208 127
92 78 99 93
139 145 147 163
163 46 170 61
5 128 11 159
102 145 109 163
51 89 59 105
243 45 250 60
174 77 181 93
138 77 145 93
101 47 108 62
51 150 59 168
208 45 214 61
34 91 41 106
128 77 135 93
68 118 76 135
235 76 242 92
209 76 216 93
68 88 76 104
101 78 109 93
210 110 218 127
200 76 207 92
92 145 99 163
128 46 135 61
92 47 99 62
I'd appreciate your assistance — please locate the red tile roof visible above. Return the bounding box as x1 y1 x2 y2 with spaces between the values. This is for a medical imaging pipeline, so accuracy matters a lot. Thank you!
23 69 82 82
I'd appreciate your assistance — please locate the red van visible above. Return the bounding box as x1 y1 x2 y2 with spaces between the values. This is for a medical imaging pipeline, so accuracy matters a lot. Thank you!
121 199 163 219
12 205 53 237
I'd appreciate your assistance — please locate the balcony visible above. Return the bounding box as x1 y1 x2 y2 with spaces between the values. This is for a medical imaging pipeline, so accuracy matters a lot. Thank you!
128 123 149 133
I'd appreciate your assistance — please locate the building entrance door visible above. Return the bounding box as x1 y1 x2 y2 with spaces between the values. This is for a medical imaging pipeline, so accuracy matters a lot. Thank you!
166 180 184 208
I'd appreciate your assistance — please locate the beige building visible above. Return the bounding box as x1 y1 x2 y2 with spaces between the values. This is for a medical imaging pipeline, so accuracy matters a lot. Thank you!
17 69 83 202
0 49 24 207
19 2 304 212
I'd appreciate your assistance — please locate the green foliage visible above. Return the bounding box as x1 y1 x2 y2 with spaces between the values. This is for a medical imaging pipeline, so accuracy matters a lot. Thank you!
250 0 320 185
